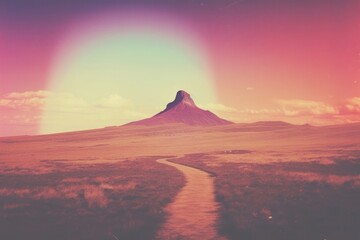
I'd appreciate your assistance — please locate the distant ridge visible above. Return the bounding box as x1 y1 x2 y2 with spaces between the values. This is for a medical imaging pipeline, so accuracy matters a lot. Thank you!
127 90 233 126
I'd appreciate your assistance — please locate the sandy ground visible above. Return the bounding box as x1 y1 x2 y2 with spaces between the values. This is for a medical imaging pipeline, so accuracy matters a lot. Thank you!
156 158 225 240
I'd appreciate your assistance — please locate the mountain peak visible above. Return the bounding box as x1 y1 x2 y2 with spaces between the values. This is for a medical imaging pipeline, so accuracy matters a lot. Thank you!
127 90 233 126
174 90 195 106
157 90 196 115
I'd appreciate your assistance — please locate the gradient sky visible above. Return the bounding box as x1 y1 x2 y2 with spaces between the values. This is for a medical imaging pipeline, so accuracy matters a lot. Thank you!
0 0 359 136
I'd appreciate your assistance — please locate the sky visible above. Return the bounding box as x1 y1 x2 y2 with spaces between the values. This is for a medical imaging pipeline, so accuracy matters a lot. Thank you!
0 0 359 136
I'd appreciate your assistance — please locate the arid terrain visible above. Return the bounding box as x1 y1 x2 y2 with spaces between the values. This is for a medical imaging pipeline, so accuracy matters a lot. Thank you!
1 122 360 239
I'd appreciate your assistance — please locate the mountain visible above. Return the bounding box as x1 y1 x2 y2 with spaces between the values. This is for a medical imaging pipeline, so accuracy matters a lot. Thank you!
127 90 233 126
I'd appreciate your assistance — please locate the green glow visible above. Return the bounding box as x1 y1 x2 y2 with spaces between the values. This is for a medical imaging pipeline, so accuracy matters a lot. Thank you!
41 29 215 133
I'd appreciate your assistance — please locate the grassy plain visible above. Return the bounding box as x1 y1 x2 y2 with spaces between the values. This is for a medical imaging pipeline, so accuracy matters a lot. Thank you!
0 122 359 239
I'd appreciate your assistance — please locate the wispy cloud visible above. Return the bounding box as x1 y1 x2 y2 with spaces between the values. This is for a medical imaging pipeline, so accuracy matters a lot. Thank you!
220 97 360 125
273 97 360 125
0 90 146 135
41 91 146 133
96 94 132 108
0 90 48 109
276 99 338 116
340 97 360 114
200 103 238 113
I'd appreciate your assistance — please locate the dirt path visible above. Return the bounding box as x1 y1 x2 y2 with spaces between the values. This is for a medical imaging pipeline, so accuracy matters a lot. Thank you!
156 158 225 240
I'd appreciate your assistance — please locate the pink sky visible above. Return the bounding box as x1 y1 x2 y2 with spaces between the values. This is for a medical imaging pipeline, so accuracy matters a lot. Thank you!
0 1 359 136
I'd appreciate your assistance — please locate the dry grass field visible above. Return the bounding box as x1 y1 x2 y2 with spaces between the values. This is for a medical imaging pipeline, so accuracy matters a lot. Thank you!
0 122 359 239
0 155 184 239
172 151 360 240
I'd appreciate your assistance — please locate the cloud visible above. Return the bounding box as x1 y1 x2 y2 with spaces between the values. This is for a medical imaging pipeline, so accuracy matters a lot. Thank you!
0 90 49 109
341 97 360 114
230 97 360 125
0 90 146 135
0 90 135 112
237 109 282 114
45 92 89 111
200 103 238 113
197 103 240 123
276 99 338 116
270 97 360 125
0 90 88 111
41 91 146 133
225 108 283 123
197 98 360 125
97 94 132 108
6 90 50 99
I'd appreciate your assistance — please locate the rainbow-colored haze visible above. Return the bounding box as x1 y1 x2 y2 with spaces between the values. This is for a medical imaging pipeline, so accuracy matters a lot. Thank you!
0 0 359 136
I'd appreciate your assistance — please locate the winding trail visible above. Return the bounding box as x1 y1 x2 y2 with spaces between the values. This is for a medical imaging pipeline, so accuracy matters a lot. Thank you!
156 158 225 240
